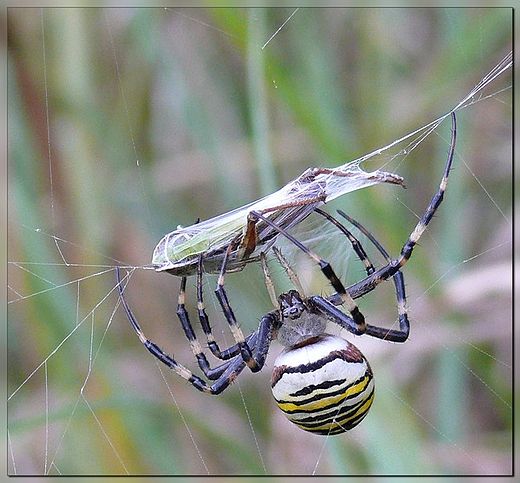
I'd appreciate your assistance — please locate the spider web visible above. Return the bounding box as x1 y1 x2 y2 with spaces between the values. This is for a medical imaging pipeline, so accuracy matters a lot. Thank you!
7 7 512 476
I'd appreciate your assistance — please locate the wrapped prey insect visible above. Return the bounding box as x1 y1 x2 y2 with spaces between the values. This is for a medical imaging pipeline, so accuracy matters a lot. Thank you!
152 163 405 276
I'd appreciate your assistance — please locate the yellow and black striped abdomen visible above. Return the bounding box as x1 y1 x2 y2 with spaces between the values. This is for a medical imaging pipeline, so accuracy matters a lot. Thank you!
271 334 374 435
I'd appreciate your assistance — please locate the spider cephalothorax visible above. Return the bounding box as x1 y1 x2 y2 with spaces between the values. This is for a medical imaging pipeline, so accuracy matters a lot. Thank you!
278 290 306 320
276 290 326 347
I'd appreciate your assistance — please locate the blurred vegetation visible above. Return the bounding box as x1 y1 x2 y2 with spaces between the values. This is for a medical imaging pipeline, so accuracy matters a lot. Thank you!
8 7 512 475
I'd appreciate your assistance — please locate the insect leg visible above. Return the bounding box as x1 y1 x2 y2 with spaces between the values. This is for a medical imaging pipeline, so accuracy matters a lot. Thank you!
261 252 279 308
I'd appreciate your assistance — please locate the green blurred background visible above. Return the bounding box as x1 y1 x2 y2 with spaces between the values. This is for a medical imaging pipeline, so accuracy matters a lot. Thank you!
7 7 512 475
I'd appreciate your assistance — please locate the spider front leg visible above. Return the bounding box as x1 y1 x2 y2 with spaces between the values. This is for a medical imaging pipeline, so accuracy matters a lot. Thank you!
248 210 367 336
342 112 457 313
315 208 410 342
314 208 376 276
335 210 410 341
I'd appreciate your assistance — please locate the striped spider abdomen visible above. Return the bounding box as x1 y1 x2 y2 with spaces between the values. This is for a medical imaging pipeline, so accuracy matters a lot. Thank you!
271 334 374 435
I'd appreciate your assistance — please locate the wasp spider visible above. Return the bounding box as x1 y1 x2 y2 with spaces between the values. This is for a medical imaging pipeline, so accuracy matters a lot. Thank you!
117 113 456 435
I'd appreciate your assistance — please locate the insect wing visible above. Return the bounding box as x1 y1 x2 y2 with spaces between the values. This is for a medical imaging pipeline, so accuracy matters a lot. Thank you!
153 163 404 274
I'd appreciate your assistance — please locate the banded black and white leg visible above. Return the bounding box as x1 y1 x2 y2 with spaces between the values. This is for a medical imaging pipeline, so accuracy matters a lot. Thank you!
194 254 248 362
314 208 376 277
248 209 367 337
212 243 270 372
262 244 379 344
250 111 456 343
178 255 277 377
176 274 250 379
342 113 457 299
171 247 276 374
116 267 276 394
167 239 275 373
317 209 410 342
334 112 456 319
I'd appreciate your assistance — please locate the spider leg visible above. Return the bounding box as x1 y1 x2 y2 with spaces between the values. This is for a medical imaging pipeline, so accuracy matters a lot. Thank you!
116 267 275 393
253 312 279 369
178 217 247 364
209 312 278 393
176 275 257 378
314 208 375 276
116 267 229 389
314 208 409 342
179 218 240 362
334 112 457 314
248 210 366 335
214 244 279 372
334 210 410 342
182 260 265 371
195 254 244 360
307 295 365 336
